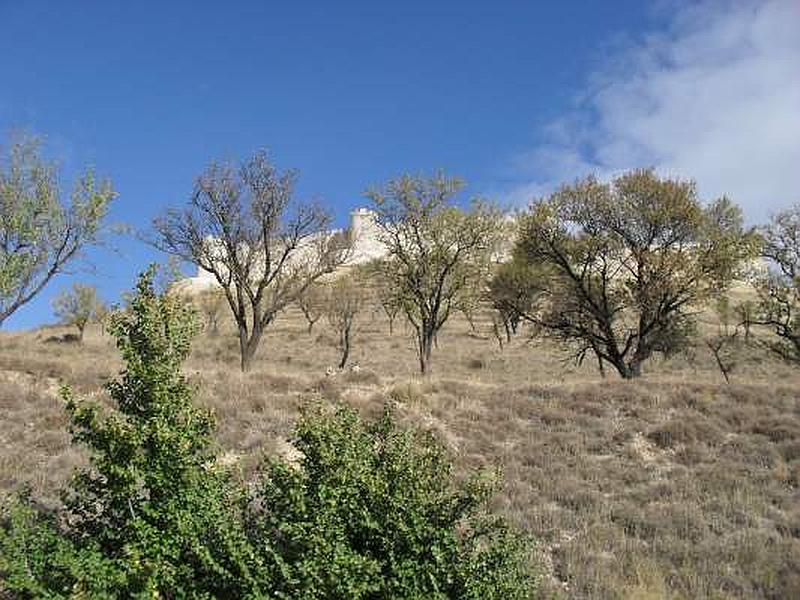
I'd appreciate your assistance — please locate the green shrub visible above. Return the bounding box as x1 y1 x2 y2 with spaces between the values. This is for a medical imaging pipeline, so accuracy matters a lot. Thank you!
0 267 261 597
1 266 537 598
251 402 538 599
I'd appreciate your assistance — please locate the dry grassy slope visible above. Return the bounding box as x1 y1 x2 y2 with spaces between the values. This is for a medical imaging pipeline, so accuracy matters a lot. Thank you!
1 304 799 599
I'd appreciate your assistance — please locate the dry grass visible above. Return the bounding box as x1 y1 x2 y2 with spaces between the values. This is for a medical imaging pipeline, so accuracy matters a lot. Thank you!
1 305 799 599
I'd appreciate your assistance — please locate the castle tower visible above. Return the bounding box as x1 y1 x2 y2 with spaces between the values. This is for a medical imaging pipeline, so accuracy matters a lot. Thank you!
350 207 376 240
348 207 386 264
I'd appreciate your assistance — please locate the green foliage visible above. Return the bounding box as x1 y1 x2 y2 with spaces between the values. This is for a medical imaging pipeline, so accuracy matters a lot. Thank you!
0 133 115 327
487 259 547 342
366 173 501 374
52 283 104 341
1 266 537 598
515 169 758 378
0 499 120 598
251 402 538 599
1 266 261 597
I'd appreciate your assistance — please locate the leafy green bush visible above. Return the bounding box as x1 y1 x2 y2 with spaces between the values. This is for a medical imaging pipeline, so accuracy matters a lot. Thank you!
251 403 538 599
0 267 261 597
1 266 537 598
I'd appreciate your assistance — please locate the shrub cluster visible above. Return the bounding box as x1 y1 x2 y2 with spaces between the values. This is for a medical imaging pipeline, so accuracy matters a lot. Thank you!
0 268 537 598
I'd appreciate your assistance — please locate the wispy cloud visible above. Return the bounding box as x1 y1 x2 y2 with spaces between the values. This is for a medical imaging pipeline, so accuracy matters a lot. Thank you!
502 0 800 219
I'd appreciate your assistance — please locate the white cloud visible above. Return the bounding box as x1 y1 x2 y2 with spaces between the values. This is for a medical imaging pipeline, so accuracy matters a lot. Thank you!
505 0 800 221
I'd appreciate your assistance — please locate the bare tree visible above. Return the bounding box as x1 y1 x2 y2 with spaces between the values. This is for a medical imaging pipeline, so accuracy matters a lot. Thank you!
750 204 800 364
325 273 366 369
514 170 758 378
734 299 756 342
0 133 115 328
52 283 103 342
94 299 111 336
296 282 326 334
366 173 500 375
705 296 741 383
196 287 226 335
362 259 402 335
153 151 350 371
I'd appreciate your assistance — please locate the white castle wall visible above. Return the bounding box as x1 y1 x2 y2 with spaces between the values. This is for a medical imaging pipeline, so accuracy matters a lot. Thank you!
347 207 387 265
176 208 388 295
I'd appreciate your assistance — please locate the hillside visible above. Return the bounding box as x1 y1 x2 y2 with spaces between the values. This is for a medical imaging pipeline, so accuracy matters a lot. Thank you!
1 307 799 598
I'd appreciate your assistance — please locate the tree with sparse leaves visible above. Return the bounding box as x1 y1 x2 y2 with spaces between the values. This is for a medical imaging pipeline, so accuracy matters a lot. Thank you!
196 287 226 335
296 281 327 334
363 258 402 335
366 173 501 375
0 133 115 328
52 282 103 342
705 295 742 384
750 203 800 364
325 273 366 369
153 150 350 371
514 169 758 378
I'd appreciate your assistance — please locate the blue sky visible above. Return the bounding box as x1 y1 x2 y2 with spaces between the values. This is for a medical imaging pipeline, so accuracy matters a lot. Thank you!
1 1 798 329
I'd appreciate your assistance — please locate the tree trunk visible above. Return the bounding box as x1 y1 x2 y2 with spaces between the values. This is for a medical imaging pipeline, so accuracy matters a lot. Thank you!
239 321 263 373
617 360 643 379
610 358 638 379
418 326 434 376
388 316 394 336
338 324 351 369
465 313 476 332
629 361 642 378
493 320 504 350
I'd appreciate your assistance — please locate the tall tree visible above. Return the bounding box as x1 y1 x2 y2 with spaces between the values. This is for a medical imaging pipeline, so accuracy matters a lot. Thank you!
366 173 500 375
0 134 115 327
52 283 103 342
751 203 800 364
514 169 758 378
153 150 350 371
